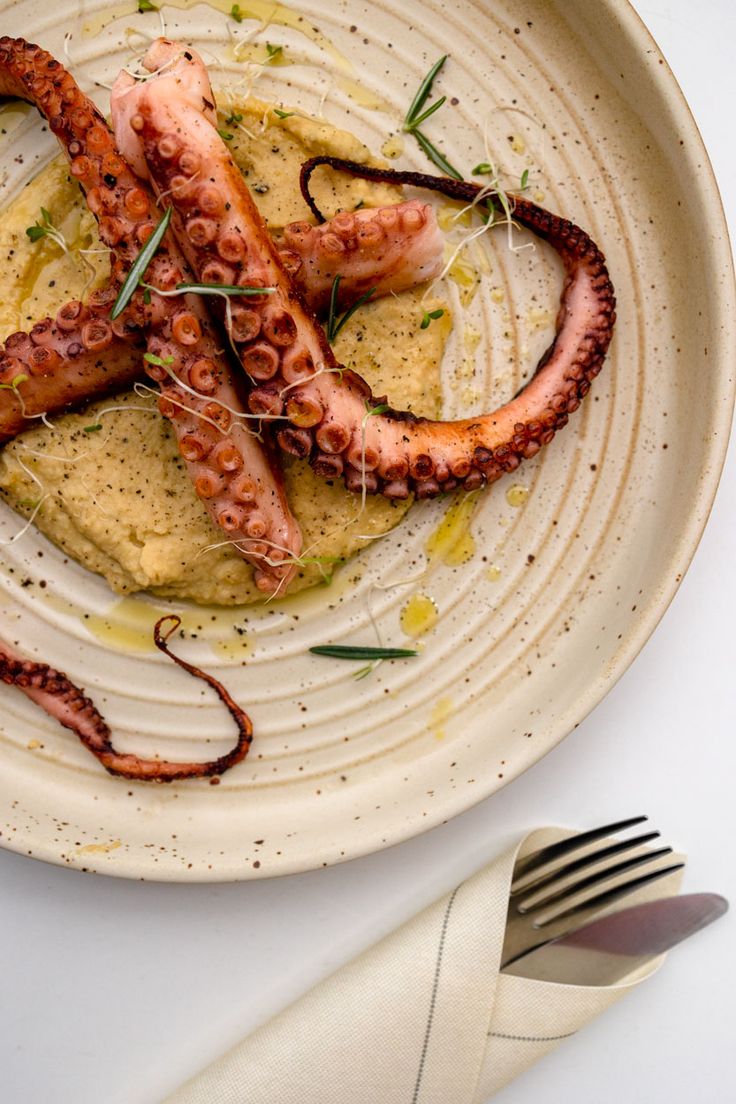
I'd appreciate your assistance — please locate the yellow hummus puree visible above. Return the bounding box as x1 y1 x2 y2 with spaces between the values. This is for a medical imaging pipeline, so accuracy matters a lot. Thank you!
0 100 450 605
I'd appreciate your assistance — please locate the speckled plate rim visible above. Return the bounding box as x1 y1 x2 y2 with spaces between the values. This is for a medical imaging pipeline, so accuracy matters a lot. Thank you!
0 0 734 881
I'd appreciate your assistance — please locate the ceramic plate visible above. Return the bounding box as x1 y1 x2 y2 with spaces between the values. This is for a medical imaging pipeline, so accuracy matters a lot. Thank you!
0 0 733 880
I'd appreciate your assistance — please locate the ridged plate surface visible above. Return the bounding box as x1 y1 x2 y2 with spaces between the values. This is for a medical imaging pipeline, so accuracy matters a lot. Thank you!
0 0 733 879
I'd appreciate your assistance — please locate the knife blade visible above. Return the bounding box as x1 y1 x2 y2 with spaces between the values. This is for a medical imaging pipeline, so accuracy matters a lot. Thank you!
503 893 728 985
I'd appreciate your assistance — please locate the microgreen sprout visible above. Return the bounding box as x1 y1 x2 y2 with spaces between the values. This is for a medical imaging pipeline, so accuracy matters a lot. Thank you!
111 207 172 320
25 208 69 252
0 373 29 393
273 109 295 119
265 43 283 61
143 352 175 368
420 308 444 330
137 0 158 11
326 276 377 344
217 128 234 141
230 3 243 21
472 162 493 176
520 168 530 190
403 57 462 180
83 423 103 433
224 109 243 126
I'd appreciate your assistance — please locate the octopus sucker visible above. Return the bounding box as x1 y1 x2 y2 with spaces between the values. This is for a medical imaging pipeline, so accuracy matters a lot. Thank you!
0 616 252 781
0 218 441 441
0 35 302 593
112 40 614 502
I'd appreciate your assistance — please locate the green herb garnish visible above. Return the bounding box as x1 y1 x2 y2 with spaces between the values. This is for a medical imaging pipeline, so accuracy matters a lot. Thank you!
472 162 492 176
273 109 295 119
224 110 243 126
326 275 377 343
309 645 418 660
83 423 103 433
143 352 175 368
25 207 68 250
137 0 158 11
217 128 234 141
174 281 275 297
420 308 444 330
403 56 462 180
265 42 283 60
230 3 243 21
111 207 172 320
0 372 29 392
520 168 530 190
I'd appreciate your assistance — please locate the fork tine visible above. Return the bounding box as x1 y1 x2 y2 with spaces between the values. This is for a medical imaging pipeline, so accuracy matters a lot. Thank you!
529 852 679 922
532 862 686 929
511 815 649 890
501 862 687 967
511 831 662 898
519 847 674 915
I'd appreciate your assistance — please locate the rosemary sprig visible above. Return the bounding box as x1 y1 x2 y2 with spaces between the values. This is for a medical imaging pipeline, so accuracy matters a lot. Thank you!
326 275 377 343
405 55 448 127
309 645 418 660
174 282 275 297
111 207 172 320
403 56 462 181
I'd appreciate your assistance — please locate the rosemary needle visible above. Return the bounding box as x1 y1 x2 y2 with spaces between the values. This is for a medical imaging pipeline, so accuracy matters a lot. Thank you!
111 207 172 320
309 645 419 661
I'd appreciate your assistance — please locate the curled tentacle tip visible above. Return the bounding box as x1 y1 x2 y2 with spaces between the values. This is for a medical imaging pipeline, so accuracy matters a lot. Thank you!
153 613 182 647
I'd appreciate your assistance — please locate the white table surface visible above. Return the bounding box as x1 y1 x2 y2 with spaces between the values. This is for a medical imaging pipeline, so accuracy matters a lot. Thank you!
1 2 734 1101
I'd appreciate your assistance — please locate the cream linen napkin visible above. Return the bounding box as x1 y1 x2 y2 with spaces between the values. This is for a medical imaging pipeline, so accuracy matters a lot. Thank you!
165 828 683 1103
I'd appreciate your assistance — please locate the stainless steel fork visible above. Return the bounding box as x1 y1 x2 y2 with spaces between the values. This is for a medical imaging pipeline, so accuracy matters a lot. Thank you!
501 816 684 968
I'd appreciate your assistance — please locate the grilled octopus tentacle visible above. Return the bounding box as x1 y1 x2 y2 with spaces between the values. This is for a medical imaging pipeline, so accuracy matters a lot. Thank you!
0 202 443 443
279 198 444 313
0 617 252 781
112 40 615 501
0 298 144 443
0 36 301 592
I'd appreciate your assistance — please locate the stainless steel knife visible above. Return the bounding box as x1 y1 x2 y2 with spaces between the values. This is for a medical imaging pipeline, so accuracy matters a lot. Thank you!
503 893 728 985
